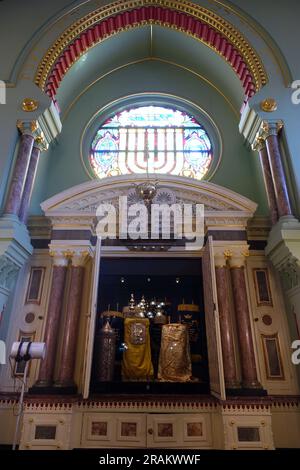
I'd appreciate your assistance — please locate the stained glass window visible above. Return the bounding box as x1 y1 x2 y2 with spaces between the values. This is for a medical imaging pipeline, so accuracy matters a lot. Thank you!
90 106 213 180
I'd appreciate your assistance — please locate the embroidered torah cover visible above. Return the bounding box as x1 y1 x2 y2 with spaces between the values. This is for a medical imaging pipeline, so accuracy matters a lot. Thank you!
122 318 154 381
158 323 192 382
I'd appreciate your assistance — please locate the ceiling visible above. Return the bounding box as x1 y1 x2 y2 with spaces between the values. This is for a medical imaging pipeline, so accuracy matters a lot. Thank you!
56 25 244 115
0 0 296 104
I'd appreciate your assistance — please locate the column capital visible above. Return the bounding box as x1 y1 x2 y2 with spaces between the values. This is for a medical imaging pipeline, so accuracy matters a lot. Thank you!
71 249 91 267
17 119 39 138
49 249 69 267
261 120 284 139
227 249 250 268
49 243 95 267
17 120 49 151
214 250 232 268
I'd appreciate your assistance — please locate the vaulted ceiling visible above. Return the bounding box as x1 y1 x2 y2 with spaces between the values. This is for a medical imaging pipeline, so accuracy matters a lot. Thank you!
56 25 244 116
0 0 295 115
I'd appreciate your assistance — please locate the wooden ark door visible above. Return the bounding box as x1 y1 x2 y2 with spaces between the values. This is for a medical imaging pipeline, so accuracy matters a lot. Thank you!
82 239 102 398
202 236 226 400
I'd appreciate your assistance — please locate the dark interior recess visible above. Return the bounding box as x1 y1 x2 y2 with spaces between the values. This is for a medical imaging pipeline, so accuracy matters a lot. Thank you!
91 257 209 394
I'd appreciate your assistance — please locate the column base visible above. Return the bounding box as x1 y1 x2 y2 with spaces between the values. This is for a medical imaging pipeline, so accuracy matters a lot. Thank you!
226 387 267 397
29 384 78 395
53 380 77 395
32 379 53 388
225 380 241 390
242 379 263 389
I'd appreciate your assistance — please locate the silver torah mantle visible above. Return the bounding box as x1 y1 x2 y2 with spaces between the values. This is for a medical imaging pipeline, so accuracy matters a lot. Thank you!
95 319 116 382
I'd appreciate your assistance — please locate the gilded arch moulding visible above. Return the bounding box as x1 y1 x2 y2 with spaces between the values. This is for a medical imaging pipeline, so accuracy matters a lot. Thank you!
34 0 268 103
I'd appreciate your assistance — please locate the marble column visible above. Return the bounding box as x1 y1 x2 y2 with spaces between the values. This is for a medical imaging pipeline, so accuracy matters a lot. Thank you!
215 254 240 389
54 253 86 388
18 142 41 224
254 138 278 225
229 253 261 389
4 130 35 216
264 123 292 217
36 254 68 387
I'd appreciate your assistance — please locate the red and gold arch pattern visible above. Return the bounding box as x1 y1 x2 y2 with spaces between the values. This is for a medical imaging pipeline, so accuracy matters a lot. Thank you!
35 0 267 104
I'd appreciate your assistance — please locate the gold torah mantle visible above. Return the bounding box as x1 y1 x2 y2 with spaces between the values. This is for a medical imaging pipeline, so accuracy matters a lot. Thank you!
158 323 192 382
122 318 154 381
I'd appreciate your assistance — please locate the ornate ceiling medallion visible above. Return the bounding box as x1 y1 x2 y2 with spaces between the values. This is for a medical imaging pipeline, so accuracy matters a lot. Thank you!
21 98 39 112
260 98 278 113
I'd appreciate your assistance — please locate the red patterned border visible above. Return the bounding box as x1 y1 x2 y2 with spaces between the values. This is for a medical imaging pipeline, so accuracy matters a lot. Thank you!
45 5 257 103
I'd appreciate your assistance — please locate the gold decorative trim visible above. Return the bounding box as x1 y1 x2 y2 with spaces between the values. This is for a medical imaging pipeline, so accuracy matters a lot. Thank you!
21 98 39 112
34 0 267 92
223 250 233 260
260 98 277 113
211 0 291 86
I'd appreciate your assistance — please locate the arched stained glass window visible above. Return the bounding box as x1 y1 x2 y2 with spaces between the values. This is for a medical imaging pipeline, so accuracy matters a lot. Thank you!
89 106 213 180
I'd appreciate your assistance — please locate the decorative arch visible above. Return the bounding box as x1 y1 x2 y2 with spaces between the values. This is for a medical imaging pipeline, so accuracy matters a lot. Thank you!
35 0 268 105
41 174 257 219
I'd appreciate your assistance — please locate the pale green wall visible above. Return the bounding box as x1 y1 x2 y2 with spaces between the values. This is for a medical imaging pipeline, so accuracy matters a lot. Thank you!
30 60 269 215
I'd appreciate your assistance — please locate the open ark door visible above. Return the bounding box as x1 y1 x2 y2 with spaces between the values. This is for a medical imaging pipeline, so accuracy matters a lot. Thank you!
202 236 226 400
82 238 102 399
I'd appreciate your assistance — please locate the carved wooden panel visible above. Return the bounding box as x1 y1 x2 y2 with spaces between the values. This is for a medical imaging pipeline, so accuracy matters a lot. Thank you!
82 414 112 443
147 414 212 448
237 427 260 442
117 415 146 443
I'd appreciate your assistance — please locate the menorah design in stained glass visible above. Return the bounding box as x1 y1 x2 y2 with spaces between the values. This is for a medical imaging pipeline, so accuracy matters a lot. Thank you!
90 106 213 180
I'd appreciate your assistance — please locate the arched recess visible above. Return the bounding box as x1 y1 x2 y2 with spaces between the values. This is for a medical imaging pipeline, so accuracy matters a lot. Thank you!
35 0 268 105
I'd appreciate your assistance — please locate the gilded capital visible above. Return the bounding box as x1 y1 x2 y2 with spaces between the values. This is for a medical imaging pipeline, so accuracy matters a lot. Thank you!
214 252 227 268
71 250 90 267
261 120 283 139
17 119 39 137
228 249 249 269
49 250 69 267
